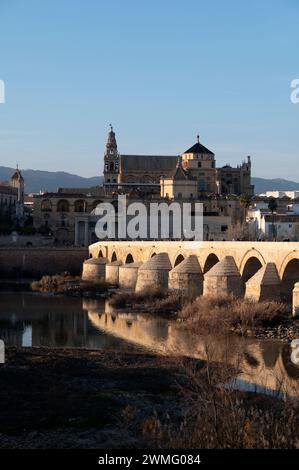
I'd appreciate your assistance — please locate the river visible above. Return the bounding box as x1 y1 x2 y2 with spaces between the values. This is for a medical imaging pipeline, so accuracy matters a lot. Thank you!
0 291 299 398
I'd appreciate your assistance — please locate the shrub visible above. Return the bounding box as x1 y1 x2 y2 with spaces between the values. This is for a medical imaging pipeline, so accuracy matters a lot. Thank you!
142 355 299 449
109 290 183 316
179 296 289 333
31 273 108 295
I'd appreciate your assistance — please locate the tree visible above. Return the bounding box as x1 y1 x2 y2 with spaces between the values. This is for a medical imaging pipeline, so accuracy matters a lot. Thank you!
240 193 252 224
268 197 278 240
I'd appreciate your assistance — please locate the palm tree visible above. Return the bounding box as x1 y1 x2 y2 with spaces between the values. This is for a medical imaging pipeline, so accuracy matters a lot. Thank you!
240 193 252 221
268 197 278 240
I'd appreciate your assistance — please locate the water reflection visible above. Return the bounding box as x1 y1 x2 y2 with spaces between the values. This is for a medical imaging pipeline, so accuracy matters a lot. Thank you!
0 293 143 352
0 292 299 398
87 299 299 399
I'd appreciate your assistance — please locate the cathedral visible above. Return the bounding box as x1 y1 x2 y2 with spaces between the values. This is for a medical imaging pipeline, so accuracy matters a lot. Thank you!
103 126 254 198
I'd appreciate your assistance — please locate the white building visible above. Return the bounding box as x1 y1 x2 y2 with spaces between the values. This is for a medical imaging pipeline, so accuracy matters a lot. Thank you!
248 206 299 241
261 190 299 199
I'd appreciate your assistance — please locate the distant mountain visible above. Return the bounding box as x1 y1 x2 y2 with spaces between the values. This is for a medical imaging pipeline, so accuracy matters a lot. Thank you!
252 177 299 194
0 166 102 193
1 166 299 195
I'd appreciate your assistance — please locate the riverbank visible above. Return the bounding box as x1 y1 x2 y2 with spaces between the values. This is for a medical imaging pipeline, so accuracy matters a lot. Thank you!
4 275 299 342
0 347 184 449
109 291 299 342
0 347 298 449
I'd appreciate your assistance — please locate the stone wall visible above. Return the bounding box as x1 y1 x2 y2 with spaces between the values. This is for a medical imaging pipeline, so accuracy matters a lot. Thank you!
0 247 88 278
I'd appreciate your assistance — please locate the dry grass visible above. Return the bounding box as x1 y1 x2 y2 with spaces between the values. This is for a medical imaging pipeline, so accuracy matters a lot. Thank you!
179 296 289 334
141 351 299 449
31 273 108 295
109 289 183 316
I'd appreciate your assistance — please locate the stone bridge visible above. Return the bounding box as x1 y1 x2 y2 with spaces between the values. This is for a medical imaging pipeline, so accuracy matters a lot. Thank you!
89 241 299 298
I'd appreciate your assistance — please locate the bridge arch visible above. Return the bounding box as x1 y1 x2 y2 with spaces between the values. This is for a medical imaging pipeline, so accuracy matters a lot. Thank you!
170 251 186 268
280 253 299 301
239 249 266 281
148 249 157 260
203 253 219 274
125 253 134 264
174 254 185 267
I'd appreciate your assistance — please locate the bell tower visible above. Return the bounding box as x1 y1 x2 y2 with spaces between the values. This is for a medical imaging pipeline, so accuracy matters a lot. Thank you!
104 125 119 187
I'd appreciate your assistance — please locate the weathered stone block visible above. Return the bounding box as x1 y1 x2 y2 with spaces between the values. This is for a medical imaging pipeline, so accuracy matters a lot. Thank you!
82 257 108 282
135 253 172 293
119 262 142 290
245 262 281 302
169 255 203 299
105 260 123 284
203 256 243 297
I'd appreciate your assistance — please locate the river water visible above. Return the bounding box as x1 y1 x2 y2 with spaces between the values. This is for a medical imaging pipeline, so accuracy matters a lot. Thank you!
0 292 299 398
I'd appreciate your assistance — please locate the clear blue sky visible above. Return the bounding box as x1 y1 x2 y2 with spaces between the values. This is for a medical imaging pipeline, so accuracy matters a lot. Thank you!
0 0 298 179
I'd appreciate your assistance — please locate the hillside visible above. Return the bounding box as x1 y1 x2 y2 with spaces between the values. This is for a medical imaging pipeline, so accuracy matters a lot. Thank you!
0 166 102 193
1 166 299 195
252 177 299 194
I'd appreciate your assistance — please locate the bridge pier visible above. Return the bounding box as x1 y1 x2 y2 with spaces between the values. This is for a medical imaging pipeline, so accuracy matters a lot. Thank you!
245 263 281 302
292 282 299 317
204 256 244 298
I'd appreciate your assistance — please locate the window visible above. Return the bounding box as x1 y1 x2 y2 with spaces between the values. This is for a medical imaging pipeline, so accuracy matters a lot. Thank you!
199 180 206 191
41 199 52 212
74 200 87 213
198 162 202 168
57 200 70 212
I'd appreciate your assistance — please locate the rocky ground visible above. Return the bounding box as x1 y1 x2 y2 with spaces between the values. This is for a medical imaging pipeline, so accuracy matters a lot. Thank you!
0 347 180 449
0 347 298 449
232 321 299 342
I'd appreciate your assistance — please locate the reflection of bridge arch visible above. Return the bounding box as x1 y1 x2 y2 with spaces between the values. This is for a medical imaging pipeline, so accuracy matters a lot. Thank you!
280 253 299 301
86 308 299 398
203 253 219 273
239 250 266 281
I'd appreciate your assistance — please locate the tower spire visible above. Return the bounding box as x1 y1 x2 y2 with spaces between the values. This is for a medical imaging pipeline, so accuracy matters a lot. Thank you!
106 124 117 150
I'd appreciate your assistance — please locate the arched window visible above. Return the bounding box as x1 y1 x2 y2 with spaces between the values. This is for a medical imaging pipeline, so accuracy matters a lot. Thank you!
74 200 87 213
57 199 70 212
41 199 52 212
110 162 114 171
